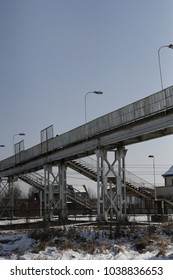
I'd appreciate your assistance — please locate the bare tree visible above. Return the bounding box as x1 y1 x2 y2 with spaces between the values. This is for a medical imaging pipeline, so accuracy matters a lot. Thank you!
1 183 22 200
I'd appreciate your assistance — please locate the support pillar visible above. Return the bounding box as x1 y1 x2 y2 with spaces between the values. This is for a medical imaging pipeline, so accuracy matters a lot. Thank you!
95 146 127 222
44 165 52 221
43 163 67 222
95 149 107 222
59 163 67 220
116 146 127 220
0 177 14 219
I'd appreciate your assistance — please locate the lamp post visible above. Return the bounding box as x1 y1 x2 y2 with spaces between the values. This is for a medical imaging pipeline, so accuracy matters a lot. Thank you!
158 44 173 91
0 145 5 167
148 155 156 200
13 133 25 154
84 91 103 145
84 91 103 124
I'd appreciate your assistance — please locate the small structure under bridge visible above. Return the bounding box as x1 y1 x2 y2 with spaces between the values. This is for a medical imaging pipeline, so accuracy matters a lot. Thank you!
1 86 173 222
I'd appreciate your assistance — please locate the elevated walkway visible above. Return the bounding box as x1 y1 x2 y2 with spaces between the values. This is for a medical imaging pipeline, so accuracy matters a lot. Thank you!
0 86 173 177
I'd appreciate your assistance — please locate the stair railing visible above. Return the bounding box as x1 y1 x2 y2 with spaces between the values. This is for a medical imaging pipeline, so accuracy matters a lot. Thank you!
73 157 154 190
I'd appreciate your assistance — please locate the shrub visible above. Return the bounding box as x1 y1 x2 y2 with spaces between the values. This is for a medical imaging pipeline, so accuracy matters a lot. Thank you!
134 234 150 253
156 248 167 257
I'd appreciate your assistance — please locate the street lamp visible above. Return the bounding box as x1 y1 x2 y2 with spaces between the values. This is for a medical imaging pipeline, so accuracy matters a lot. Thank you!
148 155 156 200
0 145 5 165
158 44 173 91
84 91 103 124
13 133 25 154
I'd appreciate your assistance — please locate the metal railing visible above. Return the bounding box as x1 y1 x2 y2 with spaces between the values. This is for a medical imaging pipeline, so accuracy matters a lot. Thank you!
19 173 93 209
73 157 154 190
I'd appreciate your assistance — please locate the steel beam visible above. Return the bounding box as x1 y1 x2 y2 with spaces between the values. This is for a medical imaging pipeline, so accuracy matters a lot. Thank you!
95 147 127 222
43 163 67 221
0 177 14 219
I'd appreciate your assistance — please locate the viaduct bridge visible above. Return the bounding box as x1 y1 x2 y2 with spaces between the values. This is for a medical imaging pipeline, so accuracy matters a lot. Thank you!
0 86 173 221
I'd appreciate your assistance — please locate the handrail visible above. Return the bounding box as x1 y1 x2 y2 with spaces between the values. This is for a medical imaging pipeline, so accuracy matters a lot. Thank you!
19 173 93 209
74 157 154 190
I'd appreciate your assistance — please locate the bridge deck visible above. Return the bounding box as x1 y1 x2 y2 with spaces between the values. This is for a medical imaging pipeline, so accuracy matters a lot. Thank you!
0 86 173 177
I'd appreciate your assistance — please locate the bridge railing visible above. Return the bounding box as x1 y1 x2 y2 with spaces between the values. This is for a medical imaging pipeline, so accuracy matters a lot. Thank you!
74 157 98 173
67 187 93 209
124 169 154 190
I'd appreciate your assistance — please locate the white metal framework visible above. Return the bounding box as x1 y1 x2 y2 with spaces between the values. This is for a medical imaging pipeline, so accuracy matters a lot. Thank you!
96 147 127 221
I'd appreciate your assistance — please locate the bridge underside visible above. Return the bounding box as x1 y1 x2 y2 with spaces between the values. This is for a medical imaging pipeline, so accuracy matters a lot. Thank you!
0 147 130 222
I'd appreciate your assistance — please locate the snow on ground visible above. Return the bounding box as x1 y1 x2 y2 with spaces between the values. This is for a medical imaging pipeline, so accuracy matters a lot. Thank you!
0 221 173 260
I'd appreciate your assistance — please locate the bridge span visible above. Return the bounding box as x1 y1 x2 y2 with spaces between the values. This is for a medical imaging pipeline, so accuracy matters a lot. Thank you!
0 86 173 221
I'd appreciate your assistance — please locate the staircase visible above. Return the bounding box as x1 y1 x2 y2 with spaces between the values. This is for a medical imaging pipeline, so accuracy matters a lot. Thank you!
19 173 44 191
19 173 94 210
68 157 155 200
67 186 94 210
19 158 173 214
68 158 173 210
68 160 97 181
159 199 173 207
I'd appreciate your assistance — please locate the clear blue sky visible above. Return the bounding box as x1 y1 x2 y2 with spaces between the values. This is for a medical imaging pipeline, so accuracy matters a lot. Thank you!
0 0 173 185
